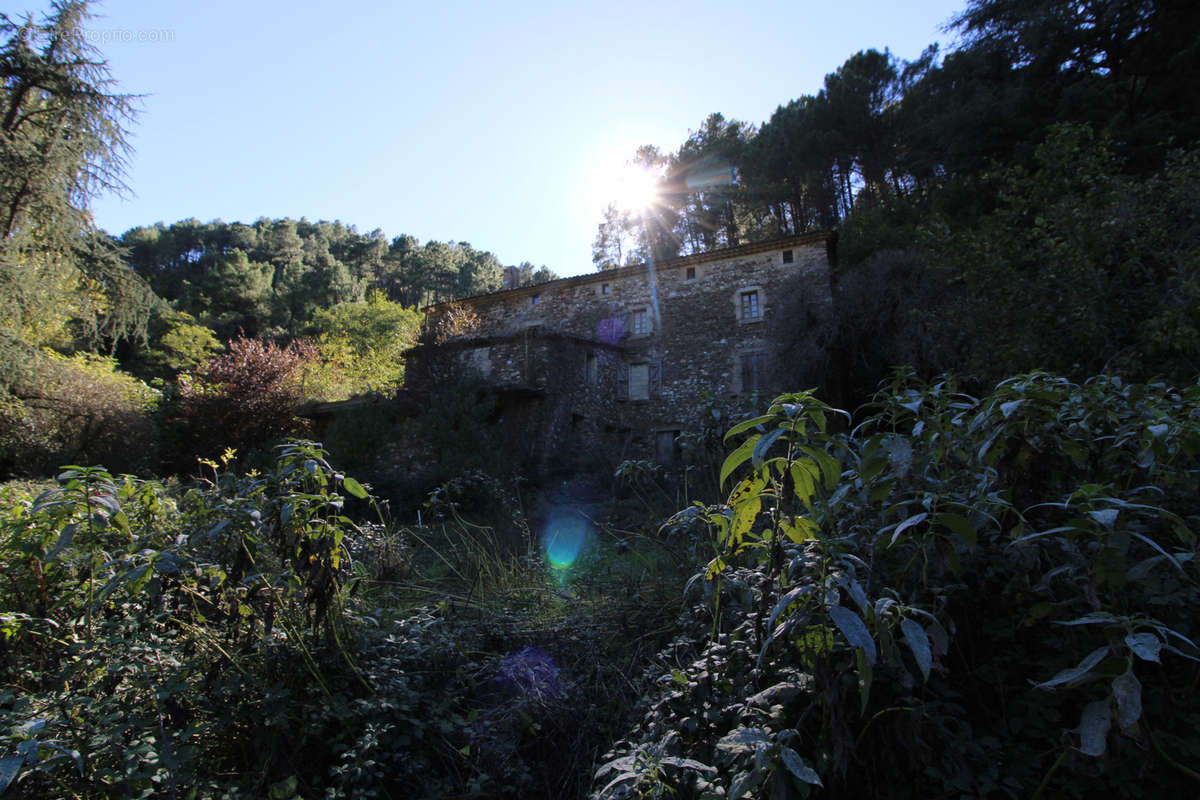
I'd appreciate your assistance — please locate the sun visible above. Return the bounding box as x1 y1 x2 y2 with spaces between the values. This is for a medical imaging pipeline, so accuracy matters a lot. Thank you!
588 159 662 216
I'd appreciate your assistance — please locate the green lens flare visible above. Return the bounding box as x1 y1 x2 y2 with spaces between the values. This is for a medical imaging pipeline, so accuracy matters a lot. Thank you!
541 510 590 570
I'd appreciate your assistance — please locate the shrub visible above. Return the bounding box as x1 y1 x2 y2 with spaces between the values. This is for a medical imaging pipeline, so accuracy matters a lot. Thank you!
594 373 1200 798
0 348 159 477
172 336 317 470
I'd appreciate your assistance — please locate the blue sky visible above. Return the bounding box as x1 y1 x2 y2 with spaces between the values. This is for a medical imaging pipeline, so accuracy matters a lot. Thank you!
73 0 966 277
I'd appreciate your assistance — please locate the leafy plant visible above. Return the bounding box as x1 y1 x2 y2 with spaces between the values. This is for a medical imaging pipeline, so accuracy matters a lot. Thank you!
593 372 1200 799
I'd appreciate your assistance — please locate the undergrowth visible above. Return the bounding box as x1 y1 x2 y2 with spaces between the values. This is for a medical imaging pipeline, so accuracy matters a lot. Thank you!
0 443 689 798
592 371 1200 799
4 370 1198 798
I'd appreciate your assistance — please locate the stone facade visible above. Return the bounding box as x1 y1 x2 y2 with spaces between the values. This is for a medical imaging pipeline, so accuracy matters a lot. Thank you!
409 233 835 468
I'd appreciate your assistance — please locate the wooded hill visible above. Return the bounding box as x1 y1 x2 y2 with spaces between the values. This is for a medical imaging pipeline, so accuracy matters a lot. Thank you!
118 218 557 343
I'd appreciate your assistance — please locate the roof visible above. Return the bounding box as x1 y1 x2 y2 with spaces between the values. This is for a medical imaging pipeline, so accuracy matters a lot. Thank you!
423 231 834 313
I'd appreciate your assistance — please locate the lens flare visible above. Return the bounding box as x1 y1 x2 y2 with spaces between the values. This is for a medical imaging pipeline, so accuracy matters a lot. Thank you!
596 314 624 344
540 509 591 570
496 646 563 701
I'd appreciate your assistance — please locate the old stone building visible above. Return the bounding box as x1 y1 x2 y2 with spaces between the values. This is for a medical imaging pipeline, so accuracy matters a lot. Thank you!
408 232 835 470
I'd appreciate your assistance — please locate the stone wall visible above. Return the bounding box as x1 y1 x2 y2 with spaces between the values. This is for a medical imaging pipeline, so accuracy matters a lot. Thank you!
418 233 834 465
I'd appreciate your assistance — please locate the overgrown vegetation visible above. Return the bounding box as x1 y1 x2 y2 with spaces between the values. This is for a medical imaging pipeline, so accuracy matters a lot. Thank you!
2 0 1199 796
0 442 696 797
4 374 1197 797
593 374 1200 798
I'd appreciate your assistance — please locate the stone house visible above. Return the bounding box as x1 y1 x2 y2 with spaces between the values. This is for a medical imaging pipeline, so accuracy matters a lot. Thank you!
408 232 835 470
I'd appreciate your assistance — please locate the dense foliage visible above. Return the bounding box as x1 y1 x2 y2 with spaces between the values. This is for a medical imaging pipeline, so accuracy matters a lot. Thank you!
169 337 319 471
599 0 1199 261
0 443 690 798
592 374 1200 798
118 218 559 342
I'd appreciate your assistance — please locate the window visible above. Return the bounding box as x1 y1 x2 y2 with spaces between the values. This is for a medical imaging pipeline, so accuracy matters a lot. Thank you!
782 249 794 264
733 286 766 322
629 363 650 400
465 346 492 378
740 290 761 320
631 308 649 336
655 430 681 464
584 351 598 385
618 361 660 401
601 283 610 295
685 266 696 281
531 294 539 305
739 351 768 394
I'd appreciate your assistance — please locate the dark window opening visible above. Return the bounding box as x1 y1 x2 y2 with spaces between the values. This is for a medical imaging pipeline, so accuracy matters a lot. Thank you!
685 266 696 280
782 249 794 264
741 351 768 394
656 430 681 464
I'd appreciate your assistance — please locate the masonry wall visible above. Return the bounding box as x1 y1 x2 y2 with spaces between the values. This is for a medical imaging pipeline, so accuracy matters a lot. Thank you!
422 234 834 464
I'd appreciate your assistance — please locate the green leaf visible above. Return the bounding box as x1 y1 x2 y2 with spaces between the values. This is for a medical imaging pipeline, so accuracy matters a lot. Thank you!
1034 646 1109 689
937 512 977 547
856 646 874 713
780 747 822 786
124 563 152 594
780 516 818 544
759 585 816 663
730 495 761 549
829 605 876 665
341 476 368 499
728 771 753 800
705 556 727 580
1112 669 1142 731
1125 632 1162 663
1128 530 1185 573
44 523 77 562
1078 700 1111 757
1088 509 1119 528
901 617 932 681
999 399 1023 419
721 434 761 488
789 462 817 509
869 480 894 504
0 755 23 794
724 414 775 441
841 577 869 614
889 511 928 545
717 727 770 755
751 428 785 470
1055 612 1119 627
797 445 841 490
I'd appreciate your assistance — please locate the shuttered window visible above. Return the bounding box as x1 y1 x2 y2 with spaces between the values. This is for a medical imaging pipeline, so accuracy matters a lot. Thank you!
620 360 662 400
629 363 650 400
